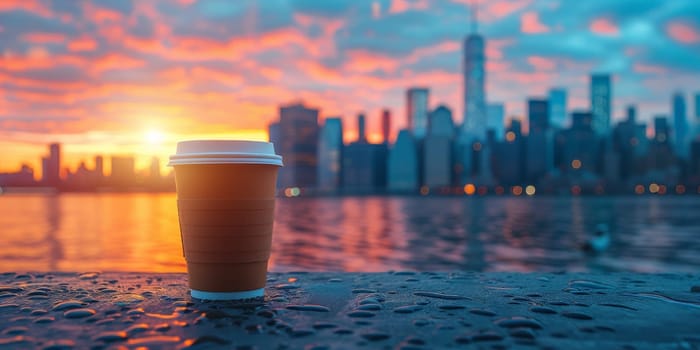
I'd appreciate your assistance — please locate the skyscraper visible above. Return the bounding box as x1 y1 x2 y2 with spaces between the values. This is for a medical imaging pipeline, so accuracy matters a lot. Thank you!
357 113 367 144
110 156 135 188
424 106 454 188
672 92 688 157
487 103 504 140
527 99 549 133
275 103 320 189
463 5 486 141
526 99 550 182
317 118 343 192
429 105 454 137
43 143 61 187
381 109 391 144
387 129 418 191
548 88 567 129
407 88 429 139
590 74 611 135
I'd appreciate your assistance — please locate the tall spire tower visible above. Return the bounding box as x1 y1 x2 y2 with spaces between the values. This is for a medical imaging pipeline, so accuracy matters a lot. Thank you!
462 0 487 141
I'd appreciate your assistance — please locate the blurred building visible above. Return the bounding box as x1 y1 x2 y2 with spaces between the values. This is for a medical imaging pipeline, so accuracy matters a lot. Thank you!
487 103 505 141
343 143 387 193
613 107 648 180
318 117 344 192
381 109 391 144
526 99 551 183
494 120 524 185
559 111 599 176
649 116 674 171
0 165 35 187
407 88 429 139
42 143 61 187
463 10 487 141
388 129 418 192
548 88 567 129
275 103 320 189
111 156 135 188
672 92 688 158
424 106 454 188
357 113 367 144
590 74 611 136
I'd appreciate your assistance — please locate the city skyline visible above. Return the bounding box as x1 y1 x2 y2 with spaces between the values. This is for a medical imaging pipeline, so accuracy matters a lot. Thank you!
1 0 699 175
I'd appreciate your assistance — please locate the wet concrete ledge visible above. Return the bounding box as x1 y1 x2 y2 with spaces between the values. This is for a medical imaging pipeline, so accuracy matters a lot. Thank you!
1 272 699 349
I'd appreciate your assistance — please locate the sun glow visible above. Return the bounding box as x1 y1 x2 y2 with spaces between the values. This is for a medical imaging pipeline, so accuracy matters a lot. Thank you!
145 130 165 145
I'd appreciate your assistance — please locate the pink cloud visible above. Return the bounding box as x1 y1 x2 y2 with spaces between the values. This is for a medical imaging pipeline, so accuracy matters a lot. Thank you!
0 0 52 17
527 56 556 70
389 0 429 14
520 12 548 34
83 2 124 24
633 63 667 75
590 18 619 36
22 32 66 44
666 22 700 44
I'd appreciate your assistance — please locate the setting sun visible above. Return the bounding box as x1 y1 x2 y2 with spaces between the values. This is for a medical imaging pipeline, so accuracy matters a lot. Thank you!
145 130 165 145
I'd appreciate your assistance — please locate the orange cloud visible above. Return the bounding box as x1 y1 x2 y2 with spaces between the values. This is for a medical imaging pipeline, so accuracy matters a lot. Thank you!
345 50 400 73
22 32 66 44
527 56 556 70
91 53 146 74
68 36 98 52
520 12 548 34
590 18 619 36
0 52 86 71
666 22 700 44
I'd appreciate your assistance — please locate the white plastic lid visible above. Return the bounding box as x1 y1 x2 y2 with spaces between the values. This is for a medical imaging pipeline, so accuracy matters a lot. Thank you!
168 140 283 166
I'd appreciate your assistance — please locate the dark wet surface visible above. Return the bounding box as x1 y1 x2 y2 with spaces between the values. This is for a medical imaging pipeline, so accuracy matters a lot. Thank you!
0 272 699 349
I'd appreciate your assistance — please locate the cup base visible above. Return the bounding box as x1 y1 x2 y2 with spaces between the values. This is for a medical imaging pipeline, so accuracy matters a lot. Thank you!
190 288 264 301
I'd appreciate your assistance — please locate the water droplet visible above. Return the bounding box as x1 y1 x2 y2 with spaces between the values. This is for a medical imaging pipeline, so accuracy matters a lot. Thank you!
333 329 353 335
549 301 569 306
361 332 390 341
394 271 416 276
312 322 338 330
510 328 536 339
530 306 557 314
94 331 128 343
626 292 700 309
289 329 315 338
469 309 496 317
393 305 423 314
41 339 75 350
405 337 425 345
113 294 145 307
286 305 330 312
439 305 466 310
562 312 593 320
351 289 377 294
0 303 19 310
183 335 230 347
348 311 375 318
413 319 430 327
0 286 23 293
33 316 55 324
358 298 380 305
567 280 613 290
472 332 505 342
358 304 382 311
495 317 543 329
64 308 96 319
126 336 181 346
413 291 469 300
78 273 99 280
328 278 342 283
2 326 28 335
0 336 35 346
598 303 637 311
27 291 48 297
691 286 700 293
245 324 263 334
125 323 150 336
52 300 86 312
0 293 18 299
274 284 299 290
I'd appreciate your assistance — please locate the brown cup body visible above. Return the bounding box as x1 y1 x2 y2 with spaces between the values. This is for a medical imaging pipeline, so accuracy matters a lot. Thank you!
173 164 279 292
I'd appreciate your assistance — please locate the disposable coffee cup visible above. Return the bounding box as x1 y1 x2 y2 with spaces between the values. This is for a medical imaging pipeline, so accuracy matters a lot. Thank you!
168 140 283 300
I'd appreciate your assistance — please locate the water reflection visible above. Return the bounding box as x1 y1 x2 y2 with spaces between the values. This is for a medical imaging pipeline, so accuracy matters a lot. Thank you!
0 194 699 273
44 195 64 270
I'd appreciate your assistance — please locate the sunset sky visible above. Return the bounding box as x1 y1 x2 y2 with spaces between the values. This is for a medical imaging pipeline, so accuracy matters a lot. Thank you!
0 0 699 176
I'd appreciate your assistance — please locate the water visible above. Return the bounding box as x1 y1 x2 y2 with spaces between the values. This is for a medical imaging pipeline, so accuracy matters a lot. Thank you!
0 193 699 273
